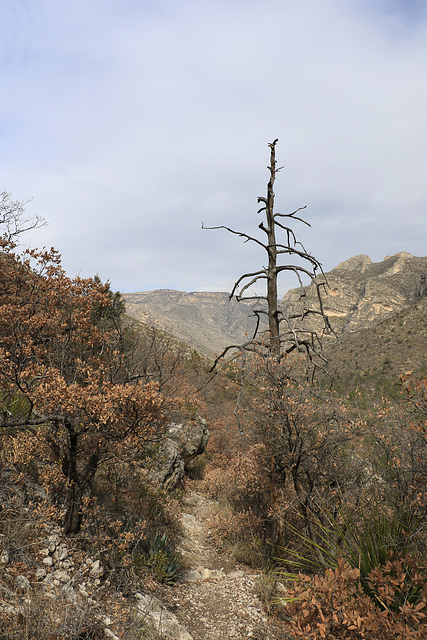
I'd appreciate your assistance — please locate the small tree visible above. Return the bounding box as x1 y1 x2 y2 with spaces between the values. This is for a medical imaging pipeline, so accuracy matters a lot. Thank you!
203 139 332 368
0 240 172 534
203 143 346 550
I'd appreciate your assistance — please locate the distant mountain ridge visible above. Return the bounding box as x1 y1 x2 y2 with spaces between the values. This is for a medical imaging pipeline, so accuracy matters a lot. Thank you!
123 289 268 359
123 252 427 359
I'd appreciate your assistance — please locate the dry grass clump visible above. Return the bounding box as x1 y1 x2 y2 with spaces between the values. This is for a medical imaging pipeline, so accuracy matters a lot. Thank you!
0 594 105 640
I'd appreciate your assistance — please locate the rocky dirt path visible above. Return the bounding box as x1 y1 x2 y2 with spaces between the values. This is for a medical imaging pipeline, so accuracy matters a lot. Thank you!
159 486 281 640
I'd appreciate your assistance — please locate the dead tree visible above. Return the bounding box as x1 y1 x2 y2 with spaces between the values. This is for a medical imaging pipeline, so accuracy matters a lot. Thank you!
203 139 332 370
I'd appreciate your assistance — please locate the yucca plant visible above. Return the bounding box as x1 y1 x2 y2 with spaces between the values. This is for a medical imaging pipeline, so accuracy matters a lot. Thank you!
280 499 426 612
144 529 185 585
0 391 32 425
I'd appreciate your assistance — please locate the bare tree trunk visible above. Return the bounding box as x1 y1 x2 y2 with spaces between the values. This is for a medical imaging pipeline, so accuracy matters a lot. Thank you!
64 480 83 535
62 421 100 535
203 138 331 366
265 139 280 357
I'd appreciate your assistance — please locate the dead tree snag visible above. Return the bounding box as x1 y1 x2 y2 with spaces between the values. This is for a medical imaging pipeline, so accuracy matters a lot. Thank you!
203 139 332 370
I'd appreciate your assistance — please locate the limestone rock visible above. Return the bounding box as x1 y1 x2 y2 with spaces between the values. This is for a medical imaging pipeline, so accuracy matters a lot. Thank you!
89 560 103 579
151 438 184 490
180 566 225 582
150 417 209 490
52 570 70 584
47 533 60 553
280 252 427 337
180 569 203 582
35 567 47 580
15 575 31 592
0 549 9 564
168 417 209 461
53 545 68 562
228 570 244 579
135 592 193 640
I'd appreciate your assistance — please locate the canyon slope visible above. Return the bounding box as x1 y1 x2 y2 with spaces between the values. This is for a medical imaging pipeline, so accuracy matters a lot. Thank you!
123 289 268 359
123 252 427 360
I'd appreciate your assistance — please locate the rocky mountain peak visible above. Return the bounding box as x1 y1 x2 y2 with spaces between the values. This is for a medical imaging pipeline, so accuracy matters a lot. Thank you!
281 252 427 336
334 254 373 273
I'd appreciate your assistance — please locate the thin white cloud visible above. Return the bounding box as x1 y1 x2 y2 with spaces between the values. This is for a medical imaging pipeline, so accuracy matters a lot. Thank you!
1 0 427 296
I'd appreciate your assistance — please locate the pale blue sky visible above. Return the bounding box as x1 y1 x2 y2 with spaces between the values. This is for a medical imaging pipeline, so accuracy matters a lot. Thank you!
1 0 427 296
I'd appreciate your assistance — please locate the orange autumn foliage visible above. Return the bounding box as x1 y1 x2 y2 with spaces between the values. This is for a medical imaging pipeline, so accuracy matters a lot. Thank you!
0 239 177 533
284 557 427 640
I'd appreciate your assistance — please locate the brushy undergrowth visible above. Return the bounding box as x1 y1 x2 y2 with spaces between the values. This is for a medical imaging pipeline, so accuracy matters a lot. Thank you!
281 500 426 609
279 500 427 639
283 558 427 640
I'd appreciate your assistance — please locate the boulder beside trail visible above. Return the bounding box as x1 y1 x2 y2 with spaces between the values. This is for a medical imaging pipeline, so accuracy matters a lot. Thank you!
150 417 209 490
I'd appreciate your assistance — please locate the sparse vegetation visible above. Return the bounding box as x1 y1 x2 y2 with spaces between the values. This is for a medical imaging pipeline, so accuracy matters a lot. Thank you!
1 190 427 638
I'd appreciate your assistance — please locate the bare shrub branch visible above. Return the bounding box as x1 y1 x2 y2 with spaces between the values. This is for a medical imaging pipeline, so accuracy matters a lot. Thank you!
0 191 46 243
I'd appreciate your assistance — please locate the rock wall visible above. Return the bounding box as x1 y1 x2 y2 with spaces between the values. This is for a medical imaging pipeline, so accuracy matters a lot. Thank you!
149 417 209 490
280 252 427 336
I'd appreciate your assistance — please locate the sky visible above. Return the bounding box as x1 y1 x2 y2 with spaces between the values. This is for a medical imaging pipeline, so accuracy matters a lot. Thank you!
1 0 427 298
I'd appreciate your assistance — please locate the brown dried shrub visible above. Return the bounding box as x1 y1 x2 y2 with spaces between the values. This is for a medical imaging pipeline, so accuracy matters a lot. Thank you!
284 556 427 640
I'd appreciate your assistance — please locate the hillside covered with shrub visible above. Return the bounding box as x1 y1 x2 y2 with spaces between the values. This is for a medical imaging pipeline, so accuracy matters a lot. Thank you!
0 192 426 639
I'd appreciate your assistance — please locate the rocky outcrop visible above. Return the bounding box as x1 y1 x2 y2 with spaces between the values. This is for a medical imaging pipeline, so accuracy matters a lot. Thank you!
149 417 209 490
280 252 427 336
135 592 194 640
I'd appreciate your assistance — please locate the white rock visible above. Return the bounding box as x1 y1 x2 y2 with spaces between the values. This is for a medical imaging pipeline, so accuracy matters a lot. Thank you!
60 559 73 569
180 569 202 582
78 585 89 598
35 568 47 580
228 570 244 579
89 559 103 578
208 569 225 580
134 593 193 640
16 575 31 591
42 556 53 567
53 546 68 562
53 570 69 584
47 534 59 553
